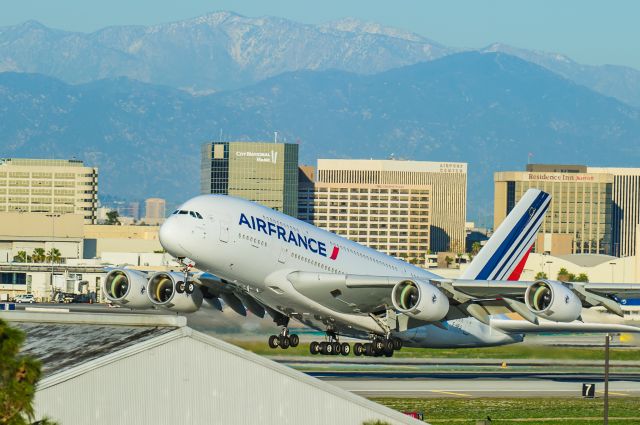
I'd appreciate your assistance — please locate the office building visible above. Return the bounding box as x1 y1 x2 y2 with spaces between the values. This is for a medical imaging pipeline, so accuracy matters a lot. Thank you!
0 158 98 223
588 167 640 257
144 198 166 225
494 164 613 255
201 141 299 216
299 159 468 259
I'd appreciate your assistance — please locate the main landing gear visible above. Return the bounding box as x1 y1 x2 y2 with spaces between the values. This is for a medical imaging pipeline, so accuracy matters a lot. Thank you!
353 336 403 358
309 331 350 356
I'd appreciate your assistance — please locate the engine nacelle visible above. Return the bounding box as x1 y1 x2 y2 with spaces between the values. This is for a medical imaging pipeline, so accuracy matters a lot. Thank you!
525 280 582 322
391 279 449 322
147 272 203 313
103 269 154 309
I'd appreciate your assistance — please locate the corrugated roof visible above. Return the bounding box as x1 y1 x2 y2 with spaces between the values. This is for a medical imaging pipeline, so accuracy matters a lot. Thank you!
15 322 175 377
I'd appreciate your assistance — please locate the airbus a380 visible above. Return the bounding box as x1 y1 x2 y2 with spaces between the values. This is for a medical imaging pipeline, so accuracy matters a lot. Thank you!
103 189 640 357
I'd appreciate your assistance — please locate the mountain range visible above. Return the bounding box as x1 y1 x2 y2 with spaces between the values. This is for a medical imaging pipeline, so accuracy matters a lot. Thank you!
2 52 639 220
1 12 639 107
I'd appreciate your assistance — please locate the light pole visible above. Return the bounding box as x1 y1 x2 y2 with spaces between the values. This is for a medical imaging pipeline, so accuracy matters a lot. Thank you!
46 213 61 301
604 333 610 425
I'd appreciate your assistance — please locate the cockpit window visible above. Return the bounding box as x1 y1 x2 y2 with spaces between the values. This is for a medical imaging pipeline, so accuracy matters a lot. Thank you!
195 212 203 219
178 210 188 215
189 211 196 218
174 209 203 219
172 210 179 215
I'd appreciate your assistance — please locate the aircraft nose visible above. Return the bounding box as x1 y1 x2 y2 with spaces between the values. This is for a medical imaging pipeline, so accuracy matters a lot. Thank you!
159 217 188 258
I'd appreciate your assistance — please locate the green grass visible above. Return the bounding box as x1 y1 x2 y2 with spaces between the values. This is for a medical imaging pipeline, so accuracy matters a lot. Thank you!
230 339 640 361
372 397 640 424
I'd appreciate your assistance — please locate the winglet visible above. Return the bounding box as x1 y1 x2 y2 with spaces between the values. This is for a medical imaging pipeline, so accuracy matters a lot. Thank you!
462 189 551 281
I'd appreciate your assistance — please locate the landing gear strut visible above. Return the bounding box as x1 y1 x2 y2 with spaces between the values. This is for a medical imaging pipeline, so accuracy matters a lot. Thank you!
176 257 195 294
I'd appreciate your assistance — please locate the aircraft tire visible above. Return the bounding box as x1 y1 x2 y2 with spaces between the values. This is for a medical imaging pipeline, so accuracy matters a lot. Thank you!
340 342 351 356
289 334 299 347
392 337 403 350
383 339 394 353
353 343 363 356
268 335 279 349
364 343 375 357
310 341 320 354
176 281 186 294
331 342 341 355
374 340 385 352
279 335 290 349
185 282 195 294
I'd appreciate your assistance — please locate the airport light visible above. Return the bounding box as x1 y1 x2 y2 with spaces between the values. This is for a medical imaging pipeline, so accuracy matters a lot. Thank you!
604 333 610 425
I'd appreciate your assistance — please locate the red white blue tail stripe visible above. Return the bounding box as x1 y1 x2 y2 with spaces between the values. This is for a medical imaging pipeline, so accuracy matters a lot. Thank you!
462 189 551 281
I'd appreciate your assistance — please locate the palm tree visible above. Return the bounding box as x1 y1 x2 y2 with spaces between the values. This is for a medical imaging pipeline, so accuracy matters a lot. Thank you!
45 248 62 264
0 319 58 425
13 251 27 263
31 248 46 263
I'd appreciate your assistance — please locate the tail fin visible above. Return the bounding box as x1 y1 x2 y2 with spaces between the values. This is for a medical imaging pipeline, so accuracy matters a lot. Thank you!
462 189 551 281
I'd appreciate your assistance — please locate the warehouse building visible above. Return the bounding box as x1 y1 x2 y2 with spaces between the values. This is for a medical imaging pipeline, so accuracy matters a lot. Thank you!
3 311 422 425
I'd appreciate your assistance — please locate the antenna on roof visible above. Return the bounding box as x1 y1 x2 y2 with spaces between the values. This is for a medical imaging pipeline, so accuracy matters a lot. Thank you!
274 131 278 143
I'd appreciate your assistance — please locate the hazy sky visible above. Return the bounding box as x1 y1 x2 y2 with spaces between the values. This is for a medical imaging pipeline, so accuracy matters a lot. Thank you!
3 0 639 69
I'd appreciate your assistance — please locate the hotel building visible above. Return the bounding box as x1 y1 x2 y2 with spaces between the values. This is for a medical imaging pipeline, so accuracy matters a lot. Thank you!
298 159 467 260
494 164 613 255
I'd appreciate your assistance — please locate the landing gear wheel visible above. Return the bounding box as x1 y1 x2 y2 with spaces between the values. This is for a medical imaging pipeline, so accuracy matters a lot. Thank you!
392 337 403 351
354 343 364 356
279 335 290 349
289 334 300 347
268 335 279 349
176 281 186 294
383 348 394 357
383 339 394 353
320 341 333 355
310 341 320 355
374 340 385 352
364 343 375 357
340 342 351 356
331 342 341 355
185 282 195 294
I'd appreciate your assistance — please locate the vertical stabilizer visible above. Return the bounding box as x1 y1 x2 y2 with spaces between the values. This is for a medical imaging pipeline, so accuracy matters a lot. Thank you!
461 189 551 281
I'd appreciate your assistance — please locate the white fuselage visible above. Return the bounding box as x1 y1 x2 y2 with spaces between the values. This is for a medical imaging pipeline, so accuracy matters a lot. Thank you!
159 195 521 348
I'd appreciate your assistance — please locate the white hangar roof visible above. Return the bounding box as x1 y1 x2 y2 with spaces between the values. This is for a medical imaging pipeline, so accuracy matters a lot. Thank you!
5 311 423 425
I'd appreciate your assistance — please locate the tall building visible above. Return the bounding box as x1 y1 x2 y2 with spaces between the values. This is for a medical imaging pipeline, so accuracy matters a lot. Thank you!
144 198 166 225
0 158 98 224
201 141 299 217
494 164 613 255
588 167 640 257
299 159 467 257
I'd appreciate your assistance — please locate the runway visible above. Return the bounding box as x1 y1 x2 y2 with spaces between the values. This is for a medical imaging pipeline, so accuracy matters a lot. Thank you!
312 371 640 398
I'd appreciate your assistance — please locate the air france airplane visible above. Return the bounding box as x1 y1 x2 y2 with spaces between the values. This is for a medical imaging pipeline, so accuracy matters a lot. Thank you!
103 189 640 357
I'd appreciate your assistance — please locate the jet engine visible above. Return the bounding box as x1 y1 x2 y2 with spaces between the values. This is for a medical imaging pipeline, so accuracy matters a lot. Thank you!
525 280 582 322
103 269 154 309
147 272 203 313
391 279 449 322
